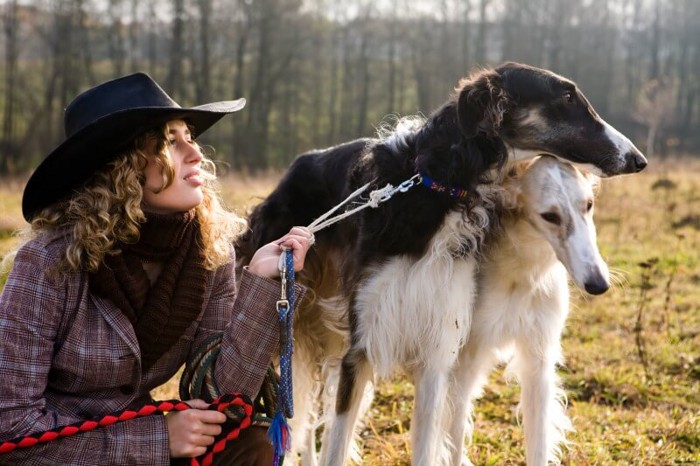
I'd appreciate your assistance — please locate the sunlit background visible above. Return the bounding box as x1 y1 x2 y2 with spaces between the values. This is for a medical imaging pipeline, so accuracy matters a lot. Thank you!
1 0 698 173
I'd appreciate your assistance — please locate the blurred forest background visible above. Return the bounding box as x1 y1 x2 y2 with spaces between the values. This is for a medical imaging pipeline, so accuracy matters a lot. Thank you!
1 0 699 175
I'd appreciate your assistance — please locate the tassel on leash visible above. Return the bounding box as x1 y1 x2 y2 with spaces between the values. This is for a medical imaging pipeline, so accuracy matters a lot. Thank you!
267 247 296 466
268 412 291 462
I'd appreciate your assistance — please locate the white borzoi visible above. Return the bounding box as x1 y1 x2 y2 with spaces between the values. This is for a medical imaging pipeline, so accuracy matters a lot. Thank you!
447 156 609 466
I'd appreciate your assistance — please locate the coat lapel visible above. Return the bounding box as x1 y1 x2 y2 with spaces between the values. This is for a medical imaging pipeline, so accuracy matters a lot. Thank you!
92 295 141 361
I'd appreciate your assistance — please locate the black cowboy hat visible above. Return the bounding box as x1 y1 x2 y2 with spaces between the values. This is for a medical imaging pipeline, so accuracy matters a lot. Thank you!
22 72 246 221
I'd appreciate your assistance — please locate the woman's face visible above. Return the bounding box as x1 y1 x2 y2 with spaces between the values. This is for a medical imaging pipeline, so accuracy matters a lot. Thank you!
142 120 204 214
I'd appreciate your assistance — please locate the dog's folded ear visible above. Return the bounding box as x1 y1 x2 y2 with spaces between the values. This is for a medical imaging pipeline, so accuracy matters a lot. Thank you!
456 70 510 139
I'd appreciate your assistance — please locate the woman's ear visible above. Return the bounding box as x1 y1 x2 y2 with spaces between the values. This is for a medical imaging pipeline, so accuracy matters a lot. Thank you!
456 70 510 138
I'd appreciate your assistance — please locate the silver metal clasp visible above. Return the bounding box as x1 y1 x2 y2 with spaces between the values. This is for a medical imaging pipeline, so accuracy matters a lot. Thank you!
398 174 421 192
277 246 290 311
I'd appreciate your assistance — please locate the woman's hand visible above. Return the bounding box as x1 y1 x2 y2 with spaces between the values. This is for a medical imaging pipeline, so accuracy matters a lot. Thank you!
247 226 314 278
166 399 227 458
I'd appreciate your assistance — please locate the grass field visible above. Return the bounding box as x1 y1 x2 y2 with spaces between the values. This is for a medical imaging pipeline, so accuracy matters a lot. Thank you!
1 160 698 465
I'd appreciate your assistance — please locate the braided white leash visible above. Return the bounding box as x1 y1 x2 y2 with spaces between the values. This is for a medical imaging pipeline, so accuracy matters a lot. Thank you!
306 174 422 235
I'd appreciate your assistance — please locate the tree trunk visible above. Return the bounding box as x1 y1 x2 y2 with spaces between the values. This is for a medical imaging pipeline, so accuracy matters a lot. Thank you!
355 20 371 136
230 14 250 167
338 25 356 141
623 0 644 107
107 0 126 77
461 0 472 72
166 0 186 99
244 0 277 170
649 0 661 81
646 124 657 160
474 0 489 65
326 27 339 146
129 0 140 72
1 0 19 174
196 0 212 103
386 1 397 115
411 19 433 112
147 1 158 75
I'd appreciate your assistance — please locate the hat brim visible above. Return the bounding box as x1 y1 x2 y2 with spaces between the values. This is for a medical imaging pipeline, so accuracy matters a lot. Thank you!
22 99 245 221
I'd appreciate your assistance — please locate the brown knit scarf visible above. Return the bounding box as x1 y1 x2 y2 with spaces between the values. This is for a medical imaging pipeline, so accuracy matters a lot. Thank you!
90 210 209 371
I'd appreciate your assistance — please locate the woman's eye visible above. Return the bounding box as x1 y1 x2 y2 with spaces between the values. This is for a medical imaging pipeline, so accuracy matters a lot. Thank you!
168 139 176 145
540 212 562 225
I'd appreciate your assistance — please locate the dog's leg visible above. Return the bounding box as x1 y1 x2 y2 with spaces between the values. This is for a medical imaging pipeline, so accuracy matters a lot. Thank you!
289 337 323 465
317 361 339 465
318 356 359 463
446 345 493 466
512 339 571 466
411 365 454 466
323 347 373 466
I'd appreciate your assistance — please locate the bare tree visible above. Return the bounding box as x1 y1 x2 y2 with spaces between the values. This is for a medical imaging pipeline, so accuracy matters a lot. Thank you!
128 0 140 72
474 0 490 65
354 7 373 136
648 0 661 80
107 0 127 76
460 0 472 72
146 1 159 75
636 78 674 159
673 0 699 151
411 17 436 112
195 0 213 103
229 0 252 166
326 24 340 146
241 0 276 169
386 0 399 115
239 0 303 170
337 22 357 141
621 0 646 107
1 0 19 174
166 0 186 99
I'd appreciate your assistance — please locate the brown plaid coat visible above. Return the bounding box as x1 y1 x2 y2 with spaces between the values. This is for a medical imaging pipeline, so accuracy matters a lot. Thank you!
0 231 303 465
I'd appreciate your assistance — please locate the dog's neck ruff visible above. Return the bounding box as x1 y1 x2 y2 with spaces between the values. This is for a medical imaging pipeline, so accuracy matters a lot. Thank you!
418 173 470 199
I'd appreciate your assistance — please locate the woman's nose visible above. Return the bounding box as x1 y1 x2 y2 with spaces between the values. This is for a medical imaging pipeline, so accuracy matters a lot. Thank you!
184 143 203 163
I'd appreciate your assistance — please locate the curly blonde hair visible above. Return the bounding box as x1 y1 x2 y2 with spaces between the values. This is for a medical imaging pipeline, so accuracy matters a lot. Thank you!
12 122 246 274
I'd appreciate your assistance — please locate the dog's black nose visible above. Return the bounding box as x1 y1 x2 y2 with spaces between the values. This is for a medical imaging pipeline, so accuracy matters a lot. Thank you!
632 152 648 172
585 280 610 295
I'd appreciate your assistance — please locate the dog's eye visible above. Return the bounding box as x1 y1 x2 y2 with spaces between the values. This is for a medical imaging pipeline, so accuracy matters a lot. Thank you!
586 199 594 211
540 212 562 225
563 91 574 103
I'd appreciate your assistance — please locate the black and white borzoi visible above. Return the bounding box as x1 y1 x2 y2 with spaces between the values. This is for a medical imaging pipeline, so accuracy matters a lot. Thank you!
235 62 645 464
446 156 608 466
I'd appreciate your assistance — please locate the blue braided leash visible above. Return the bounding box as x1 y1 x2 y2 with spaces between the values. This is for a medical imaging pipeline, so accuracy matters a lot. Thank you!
267 247 296 466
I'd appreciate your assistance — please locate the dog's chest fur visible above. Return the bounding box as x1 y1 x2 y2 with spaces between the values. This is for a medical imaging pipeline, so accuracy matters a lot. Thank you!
473 219 570 354
351 205 497 377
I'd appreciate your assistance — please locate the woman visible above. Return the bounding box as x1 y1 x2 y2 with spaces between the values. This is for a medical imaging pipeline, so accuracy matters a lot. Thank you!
0 73 313 464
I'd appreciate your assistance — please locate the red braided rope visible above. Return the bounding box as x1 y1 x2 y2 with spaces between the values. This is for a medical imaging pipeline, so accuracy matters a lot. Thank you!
0 393 253 466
